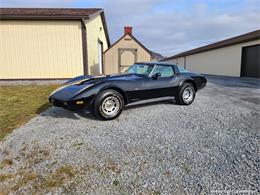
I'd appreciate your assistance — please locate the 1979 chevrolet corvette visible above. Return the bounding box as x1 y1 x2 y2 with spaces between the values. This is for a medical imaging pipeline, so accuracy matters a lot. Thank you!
49 62 207 120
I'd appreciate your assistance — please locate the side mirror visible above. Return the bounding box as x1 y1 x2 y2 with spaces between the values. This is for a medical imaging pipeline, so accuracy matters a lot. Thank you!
152 72 161 80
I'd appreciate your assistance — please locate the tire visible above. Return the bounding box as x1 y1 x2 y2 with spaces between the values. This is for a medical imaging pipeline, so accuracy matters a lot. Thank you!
94 89 124 120
176 82 196 105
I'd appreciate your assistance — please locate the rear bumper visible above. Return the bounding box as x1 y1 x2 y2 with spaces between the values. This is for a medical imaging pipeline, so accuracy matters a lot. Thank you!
197 77 207 90
201 80 207 88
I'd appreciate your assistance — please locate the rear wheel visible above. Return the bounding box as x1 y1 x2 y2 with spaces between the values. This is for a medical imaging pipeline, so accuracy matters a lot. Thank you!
94 89 124 120
176 83 196 105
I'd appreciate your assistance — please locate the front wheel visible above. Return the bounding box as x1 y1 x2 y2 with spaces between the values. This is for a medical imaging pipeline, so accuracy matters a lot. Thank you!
94 89 124 120
176 83 196 105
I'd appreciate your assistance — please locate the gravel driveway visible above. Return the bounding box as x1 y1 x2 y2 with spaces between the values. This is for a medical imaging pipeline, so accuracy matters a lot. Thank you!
0 76 259 194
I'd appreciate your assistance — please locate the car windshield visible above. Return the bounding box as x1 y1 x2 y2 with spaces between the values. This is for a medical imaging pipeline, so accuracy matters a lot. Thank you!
126 64 154 76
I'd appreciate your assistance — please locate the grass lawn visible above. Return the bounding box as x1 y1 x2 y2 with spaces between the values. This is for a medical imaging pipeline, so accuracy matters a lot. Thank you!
0 85 59 140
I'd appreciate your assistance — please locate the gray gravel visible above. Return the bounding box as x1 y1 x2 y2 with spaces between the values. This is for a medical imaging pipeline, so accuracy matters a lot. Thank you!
0 79 67 86
0 76 259 194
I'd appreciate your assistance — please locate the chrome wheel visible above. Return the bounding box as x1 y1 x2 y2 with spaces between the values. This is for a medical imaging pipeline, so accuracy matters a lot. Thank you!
101 96 120 117
182 86 194 104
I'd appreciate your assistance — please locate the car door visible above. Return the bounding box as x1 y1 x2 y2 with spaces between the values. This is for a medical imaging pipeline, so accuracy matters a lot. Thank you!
141 65 178 99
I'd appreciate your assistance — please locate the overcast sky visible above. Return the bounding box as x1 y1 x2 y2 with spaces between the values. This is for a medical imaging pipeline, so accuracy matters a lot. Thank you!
1 0 260 57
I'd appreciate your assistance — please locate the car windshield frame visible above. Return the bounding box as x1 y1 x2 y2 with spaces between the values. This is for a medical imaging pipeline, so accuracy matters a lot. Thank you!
125 63 155 76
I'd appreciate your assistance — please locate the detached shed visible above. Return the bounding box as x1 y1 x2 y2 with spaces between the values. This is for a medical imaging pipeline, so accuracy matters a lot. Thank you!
0 8 110 79
104 26 164 74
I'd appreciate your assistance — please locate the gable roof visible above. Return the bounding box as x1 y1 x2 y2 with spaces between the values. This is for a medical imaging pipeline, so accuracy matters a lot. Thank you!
104 32 152 56
0 8 101 18
0 8 110 46
163 29 260 60
150 51 165 60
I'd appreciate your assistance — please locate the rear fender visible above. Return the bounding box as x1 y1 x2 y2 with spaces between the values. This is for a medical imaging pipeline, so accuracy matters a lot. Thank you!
179 79 197 92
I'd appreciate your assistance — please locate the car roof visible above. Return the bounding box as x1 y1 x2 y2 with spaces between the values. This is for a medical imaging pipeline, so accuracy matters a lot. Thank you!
135 62 178 67
135 62 177 67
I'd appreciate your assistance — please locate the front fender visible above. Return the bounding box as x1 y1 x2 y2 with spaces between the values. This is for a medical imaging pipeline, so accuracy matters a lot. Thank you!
64 75 94 85
73 82 130 105
71 82 113 103
102 86 128 104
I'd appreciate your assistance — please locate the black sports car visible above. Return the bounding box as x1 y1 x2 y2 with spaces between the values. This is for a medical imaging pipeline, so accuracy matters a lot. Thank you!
49 62 207 120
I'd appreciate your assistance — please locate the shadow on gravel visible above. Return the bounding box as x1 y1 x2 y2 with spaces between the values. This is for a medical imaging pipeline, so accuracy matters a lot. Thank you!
39 99 176 120
39 107 97 120
125 99 175 110
36 102 52 114
206 76 260 89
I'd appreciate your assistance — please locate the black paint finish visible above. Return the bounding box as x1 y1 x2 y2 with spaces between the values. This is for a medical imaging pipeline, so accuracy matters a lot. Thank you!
49 63 207 111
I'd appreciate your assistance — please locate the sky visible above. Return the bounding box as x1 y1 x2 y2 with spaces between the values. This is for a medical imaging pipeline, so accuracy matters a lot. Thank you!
1 0 260 57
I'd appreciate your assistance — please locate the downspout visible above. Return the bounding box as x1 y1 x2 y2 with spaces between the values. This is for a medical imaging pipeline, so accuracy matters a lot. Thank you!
184 56 186 69
81 18 88 75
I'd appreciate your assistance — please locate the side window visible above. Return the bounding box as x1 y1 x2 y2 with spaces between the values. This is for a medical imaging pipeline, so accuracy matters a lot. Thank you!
152 65 174 77
178 66 190 73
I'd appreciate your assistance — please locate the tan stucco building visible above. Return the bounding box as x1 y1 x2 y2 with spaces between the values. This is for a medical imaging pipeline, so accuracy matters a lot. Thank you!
0 8 110 79
162 30 260 78
104 27 164 74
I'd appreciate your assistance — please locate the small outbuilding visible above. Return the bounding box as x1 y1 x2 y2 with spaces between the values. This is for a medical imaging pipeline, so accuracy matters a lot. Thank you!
0 8 110 79
162 30 260 78
104 26 164 74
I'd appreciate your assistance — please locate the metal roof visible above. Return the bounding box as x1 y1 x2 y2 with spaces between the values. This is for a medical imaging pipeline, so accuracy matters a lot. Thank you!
163 29 260 60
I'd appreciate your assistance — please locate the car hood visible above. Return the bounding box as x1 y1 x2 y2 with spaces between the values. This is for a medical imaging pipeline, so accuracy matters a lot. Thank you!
49 73 144 101
65 73 145 85
49 84 93 101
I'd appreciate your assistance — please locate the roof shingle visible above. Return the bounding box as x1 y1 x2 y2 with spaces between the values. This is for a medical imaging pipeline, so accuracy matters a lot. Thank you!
0 8 110 46
0 8 102 18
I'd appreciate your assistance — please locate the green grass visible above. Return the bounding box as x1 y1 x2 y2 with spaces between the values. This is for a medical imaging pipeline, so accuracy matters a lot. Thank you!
0 85 58 140
0 165 77 192
38 165 76 190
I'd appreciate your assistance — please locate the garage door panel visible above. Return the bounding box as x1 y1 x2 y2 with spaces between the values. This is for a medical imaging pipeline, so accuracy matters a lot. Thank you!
0 20 84 79
241 44 260 78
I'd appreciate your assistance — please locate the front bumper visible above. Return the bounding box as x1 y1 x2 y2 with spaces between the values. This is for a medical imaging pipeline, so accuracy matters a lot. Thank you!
49 98 93 111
